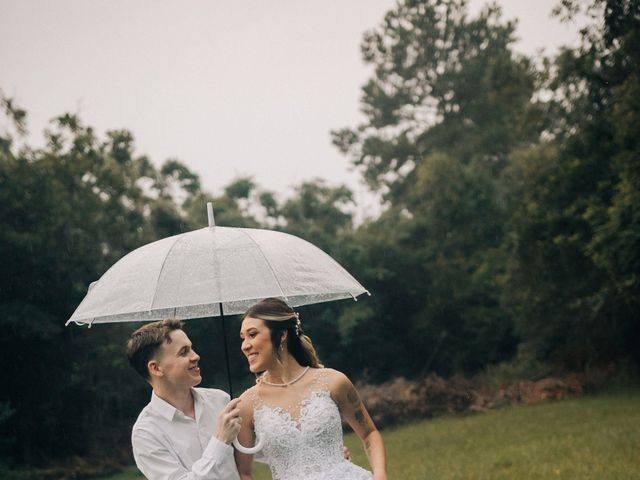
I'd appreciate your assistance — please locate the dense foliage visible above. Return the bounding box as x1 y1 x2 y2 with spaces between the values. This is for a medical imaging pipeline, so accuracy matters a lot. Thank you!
0 0 637 469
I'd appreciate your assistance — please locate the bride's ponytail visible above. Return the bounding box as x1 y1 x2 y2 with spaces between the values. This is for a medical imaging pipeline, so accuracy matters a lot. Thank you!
291 332 323 368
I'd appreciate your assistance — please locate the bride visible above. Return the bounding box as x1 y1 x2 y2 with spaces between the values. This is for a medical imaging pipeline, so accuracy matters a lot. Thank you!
234 298 387 480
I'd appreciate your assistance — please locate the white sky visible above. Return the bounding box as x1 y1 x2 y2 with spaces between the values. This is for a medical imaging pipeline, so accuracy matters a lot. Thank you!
1 0 584 219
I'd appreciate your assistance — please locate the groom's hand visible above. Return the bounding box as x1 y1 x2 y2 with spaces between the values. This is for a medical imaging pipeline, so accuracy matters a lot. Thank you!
216 398 242 444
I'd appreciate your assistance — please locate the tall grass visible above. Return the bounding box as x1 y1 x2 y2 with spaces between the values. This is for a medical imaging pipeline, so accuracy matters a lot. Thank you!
102 388 640 479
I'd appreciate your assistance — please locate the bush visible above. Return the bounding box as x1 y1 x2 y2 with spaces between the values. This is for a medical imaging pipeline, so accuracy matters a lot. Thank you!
357 367 615 429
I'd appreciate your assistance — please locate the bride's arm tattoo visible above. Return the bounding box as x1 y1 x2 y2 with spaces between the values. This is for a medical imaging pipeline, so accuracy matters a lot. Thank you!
347 385 360 406
354 407 368 427
347 385 372 430
364 438 372 453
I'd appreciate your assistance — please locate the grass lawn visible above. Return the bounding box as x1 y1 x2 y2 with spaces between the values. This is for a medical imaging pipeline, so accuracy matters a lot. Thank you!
101 388 640 479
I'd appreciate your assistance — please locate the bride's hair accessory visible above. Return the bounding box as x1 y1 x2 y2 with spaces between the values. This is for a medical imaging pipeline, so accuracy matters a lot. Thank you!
293 311 302 336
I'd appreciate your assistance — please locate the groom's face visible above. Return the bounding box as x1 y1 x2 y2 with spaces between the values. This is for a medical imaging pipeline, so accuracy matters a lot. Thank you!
153 330 202 388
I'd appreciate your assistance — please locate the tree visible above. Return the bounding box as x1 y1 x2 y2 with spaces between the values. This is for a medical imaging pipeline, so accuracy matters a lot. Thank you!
0 100 212 466
501 0 640 368
332 0 543 202
0 112 141 464
278 179 354 254
331 0 536 377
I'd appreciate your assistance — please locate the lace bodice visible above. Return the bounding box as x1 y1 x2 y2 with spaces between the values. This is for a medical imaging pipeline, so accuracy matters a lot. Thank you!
249 368 372 480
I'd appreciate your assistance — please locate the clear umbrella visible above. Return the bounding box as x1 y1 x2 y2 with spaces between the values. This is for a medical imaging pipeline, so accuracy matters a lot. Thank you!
66 203 369 396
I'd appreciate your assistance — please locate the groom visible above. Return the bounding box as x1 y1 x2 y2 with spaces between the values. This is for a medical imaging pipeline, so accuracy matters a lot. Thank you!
127 318 242 480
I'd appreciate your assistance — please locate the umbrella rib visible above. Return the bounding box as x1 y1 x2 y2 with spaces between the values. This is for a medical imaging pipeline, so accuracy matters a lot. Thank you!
240 229 288 301
149 233 185 311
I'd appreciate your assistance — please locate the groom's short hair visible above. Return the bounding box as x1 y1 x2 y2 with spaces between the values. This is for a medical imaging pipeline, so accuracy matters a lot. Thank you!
127 318 183 381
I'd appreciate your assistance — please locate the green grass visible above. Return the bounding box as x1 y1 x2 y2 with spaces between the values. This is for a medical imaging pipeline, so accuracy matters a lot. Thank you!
101 388 640 479
97 468 144 480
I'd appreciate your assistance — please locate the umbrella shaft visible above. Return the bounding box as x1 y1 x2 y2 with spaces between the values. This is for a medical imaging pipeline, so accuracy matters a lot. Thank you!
220 303 234 398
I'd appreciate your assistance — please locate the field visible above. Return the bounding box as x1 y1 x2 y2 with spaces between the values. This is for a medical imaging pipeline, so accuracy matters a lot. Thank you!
103 388 640 479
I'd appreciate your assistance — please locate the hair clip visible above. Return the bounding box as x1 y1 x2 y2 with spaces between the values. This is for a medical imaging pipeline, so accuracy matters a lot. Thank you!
293 311 302 336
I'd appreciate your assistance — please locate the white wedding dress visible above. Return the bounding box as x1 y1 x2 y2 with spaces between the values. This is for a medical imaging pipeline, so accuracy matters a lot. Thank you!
249 368 372 480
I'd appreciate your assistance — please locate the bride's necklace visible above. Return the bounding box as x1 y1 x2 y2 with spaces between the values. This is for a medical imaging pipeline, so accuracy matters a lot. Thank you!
261 366 310 387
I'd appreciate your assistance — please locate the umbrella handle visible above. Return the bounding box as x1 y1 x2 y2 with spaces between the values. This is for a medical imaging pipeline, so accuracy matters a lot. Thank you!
233 435 264 454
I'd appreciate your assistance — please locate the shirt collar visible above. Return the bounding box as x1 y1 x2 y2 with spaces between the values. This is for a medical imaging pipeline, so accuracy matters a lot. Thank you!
193 388 206 422
150 388 202 422
150 390 179 421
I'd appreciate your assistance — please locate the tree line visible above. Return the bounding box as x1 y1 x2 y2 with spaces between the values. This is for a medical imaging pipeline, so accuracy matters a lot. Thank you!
0 0 638 469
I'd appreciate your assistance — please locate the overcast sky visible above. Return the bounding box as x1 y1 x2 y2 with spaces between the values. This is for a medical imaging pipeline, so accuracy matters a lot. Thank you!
1 0 585 219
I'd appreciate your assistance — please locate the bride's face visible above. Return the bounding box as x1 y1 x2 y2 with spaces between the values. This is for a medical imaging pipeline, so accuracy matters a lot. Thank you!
240 316 276 373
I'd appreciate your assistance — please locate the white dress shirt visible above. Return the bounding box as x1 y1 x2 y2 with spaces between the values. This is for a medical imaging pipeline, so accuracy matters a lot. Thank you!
132 388 240 480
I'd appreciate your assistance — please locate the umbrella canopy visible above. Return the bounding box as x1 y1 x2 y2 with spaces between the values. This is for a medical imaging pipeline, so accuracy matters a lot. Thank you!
66 224 368 326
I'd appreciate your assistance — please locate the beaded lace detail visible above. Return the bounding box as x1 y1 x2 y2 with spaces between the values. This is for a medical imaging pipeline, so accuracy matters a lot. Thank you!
249 368 372 480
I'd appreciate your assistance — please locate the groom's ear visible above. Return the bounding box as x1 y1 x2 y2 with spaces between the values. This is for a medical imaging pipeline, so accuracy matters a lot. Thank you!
148 359 163 379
